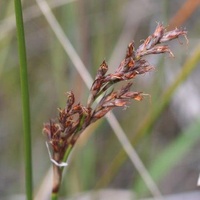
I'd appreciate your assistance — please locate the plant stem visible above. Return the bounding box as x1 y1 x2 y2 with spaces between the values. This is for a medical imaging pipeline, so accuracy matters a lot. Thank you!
51 192 59 200
63 145 73 164
51 145 73 200
52 165 62 195
14 1 33 199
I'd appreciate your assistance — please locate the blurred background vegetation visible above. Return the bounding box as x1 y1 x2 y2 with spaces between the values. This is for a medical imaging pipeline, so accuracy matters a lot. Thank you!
0 0 200 199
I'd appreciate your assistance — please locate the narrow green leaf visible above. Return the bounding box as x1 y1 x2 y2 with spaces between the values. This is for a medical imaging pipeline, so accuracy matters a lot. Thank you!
14 0 33 199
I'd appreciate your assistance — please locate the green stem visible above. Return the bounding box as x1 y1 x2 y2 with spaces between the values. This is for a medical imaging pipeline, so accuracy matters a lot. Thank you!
51 145 73 200
62 145 73 165
51 192 59 200
14 1 33 200
96 80 118 98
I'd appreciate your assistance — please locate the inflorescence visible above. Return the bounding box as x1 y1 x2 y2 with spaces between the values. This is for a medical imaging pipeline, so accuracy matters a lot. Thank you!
43 23 188 166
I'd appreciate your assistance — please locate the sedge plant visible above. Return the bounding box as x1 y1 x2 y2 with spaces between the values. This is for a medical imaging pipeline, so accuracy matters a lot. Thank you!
43 23 188 199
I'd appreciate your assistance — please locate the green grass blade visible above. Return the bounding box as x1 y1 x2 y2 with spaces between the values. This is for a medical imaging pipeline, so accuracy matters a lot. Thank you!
14 0 33 199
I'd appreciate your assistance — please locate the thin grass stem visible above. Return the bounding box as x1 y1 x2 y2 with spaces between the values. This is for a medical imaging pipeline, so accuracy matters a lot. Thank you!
14 0 33 199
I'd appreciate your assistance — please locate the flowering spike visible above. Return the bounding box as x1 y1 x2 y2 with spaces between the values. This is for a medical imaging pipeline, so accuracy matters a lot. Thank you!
43 23 187 170
98 60 108 77
126 41 136 58
65 91 75 113
160 27 188 43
